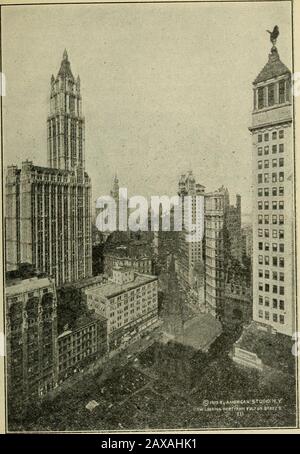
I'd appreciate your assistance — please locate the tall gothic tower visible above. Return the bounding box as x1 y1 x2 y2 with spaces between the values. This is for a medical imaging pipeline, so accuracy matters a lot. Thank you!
6 50 92 286
47 50 84 174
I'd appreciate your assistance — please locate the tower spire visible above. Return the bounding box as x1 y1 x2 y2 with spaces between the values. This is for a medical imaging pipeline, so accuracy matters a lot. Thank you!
57 49 74 80
48 52 84 171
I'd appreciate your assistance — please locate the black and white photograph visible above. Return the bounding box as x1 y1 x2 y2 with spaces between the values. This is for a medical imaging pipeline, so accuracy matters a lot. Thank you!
0 0 298 434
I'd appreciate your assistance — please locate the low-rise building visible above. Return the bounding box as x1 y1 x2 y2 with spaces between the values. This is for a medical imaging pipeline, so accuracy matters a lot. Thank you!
103 247 152 276
67 274 107 298
85 267 159 351
6 275 58 405
224 280 252 329
57 314 107 382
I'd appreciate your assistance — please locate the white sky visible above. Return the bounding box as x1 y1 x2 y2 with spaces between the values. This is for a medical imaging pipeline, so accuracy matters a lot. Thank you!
2 2 292 215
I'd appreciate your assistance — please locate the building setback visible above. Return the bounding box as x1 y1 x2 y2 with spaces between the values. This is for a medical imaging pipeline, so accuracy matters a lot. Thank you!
5 50 92 287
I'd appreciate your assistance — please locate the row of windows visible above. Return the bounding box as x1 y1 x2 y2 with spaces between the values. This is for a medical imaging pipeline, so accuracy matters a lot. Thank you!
258 256 284 267
257 144 284 155
110 298 157 318
258 214 284 225
258 283 285 294
258 130 284 143
258 172 284 184
257 80 288 110
110 308 156 330
258 201 284 210
258 229 284 239
258 269 284 281
258 310 285 324
258 187 284 197
258 296 285 310
258 242 284 252
109 291 157 310
258 158 284 169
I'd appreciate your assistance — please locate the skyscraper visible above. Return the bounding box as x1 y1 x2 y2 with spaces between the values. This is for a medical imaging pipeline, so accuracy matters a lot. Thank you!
176 171 205 293
204 187 242 320
5 51 92 286
204 188 226 319
250 42 295 336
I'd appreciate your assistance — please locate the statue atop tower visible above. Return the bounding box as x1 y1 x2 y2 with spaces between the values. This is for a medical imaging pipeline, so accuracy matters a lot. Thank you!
266 25 279 48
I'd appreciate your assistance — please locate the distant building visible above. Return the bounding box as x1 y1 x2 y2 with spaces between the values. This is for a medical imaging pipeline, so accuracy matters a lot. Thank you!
176 171 205 301
85 267 159 351
103 250 152 276
241 224 253 258
57 314 107 382
204 188 227 319
92 224 105 246
224 278 252 329
225 193 242 262
110 174 120 230
5 50 92 286
6 276 58 405
204 187 242 320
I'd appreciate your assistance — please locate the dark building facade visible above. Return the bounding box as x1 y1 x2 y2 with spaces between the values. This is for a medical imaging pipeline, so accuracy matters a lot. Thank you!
5 50 92 287
57 314 107 382
6 276 58 406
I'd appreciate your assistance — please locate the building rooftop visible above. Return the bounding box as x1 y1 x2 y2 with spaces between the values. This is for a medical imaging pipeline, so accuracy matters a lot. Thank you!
6 276 52 296
104 250 150 260
235 321 294 373
254 47 290 84
69 274 107 290
86 273 157 300
58 311 106 338
175 313 222 352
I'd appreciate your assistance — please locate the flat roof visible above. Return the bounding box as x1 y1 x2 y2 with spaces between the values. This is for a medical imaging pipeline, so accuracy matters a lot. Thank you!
86 273 157 299
176 314 222 351
6 276 52 296
69 274 106 289
58 312 106 338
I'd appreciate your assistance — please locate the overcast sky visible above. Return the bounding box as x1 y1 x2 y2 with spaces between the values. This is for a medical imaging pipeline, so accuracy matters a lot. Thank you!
2 2 292 216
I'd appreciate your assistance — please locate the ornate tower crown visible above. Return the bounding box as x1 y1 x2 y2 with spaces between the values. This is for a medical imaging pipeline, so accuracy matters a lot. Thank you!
57 49 74 81
47 51 84 172
252 29 291 113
